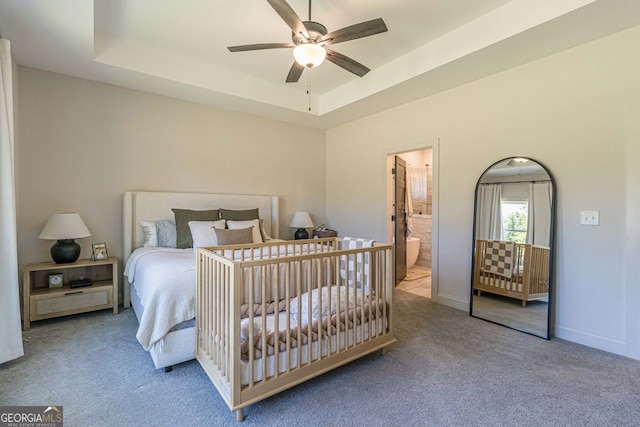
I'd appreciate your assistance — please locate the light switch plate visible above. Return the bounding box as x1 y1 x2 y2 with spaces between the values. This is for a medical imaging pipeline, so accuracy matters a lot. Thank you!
580 210 600 225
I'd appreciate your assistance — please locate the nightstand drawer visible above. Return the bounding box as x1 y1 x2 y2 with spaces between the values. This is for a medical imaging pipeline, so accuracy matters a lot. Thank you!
30 284 113 321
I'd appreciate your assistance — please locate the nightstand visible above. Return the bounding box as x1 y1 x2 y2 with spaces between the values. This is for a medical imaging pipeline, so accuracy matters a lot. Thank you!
22 257 118 331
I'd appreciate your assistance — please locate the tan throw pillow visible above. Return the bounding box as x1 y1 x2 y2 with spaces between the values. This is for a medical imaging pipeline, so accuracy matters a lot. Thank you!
214 227 254 245
227 219 262 243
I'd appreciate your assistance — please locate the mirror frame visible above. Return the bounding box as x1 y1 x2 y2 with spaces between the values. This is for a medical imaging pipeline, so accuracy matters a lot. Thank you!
469 157 556 339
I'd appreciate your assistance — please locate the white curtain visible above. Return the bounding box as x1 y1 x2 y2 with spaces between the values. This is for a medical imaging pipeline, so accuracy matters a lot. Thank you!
408 166 428 214
476 184 502 241
0 38 24 364
527 182 552 247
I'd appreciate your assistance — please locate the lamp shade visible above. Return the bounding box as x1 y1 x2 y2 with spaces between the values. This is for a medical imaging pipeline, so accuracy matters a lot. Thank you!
293 44 326 68
289 212 314 229
39 213 91 240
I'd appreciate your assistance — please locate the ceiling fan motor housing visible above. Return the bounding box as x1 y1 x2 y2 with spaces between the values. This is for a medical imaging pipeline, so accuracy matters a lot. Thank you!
292 21 328 45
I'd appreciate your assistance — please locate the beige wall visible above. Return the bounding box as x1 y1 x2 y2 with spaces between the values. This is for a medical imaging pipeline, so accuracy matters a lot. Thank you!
326 26 640 359
16 68 326 270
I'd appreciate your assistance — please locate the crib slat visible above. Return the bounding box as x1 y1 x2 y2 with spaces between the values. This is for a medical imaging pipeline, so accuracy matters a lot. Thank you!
285 261 292 374
306 258 313 366
260 264 268 385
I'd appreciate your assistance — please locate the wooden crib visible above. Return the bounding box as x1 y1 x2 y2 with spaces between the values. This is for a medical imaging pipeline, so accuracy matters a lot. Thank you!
473 239 550 307
195 238 395 421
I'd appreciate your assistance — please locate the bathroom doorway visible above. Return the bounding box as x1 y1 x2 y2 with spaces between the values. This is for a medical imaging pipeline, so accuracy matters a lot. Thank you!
388 148 433 298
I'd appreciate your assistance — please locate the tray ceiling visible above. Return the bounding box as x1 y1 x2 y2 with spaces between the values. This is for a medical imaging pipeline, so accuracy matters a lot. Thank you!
1 0 639 128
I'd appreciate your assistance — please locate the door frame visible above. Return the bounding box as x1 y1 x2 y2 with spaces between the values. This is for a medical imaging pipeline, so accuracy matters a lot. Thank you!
385 138 439 302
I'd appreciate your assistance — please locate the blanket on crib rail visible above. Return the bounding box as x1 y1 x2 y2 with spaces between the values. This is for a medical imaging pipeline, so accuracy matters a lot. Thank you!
483 240 515 279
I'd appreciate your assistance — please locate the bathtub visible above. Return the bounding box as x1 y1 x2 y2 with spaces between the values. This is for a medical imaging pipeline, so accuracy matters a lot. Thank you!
407 237 420 268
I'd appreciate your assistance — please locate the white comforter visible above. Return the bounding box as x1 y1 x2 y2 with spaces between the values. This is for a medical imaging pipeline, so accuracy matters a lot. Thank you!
124 247 195 351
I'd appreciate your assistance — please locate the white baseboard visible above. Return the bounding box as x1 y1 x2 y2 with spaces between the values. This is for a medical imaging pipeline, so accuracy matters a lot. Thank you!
555 325 634 359
435 293 469 312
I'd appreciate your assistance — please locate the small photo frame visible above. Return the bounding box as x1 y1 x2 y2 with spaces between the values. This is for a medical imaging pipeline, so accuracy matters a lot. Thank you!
91 242 108 261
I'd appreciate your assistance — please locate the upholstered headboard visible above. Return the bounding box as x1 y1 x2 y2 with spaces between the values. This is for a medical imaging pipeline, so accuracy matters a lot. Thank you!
122 191 280 260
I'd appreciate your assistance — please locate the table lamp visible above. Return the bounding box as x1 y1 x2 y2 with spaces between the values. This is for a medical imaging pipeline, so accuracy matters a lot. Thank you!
289 211 314 240
39 213 91 263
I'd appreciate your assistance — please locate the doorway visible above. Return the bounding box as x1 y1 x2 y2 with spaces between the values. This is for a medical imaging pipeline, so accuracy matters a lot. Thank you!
388 147 434 299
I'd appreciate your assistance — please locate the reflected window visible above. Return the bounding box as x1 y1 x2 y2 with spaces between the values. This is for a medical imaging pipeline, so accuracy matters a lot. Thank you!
501 200 527 243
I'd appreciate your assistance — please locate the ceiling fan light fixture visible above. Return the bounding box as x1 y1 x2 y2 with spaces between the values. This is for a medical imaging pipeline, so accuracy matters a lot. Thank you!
293 43 326 68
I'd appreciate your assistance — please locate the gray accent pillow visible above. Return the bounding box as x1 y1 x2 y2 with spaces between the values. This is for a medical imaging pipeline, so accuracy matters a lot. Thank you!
156 220 177 248
172 209 220 249
214 227 254 245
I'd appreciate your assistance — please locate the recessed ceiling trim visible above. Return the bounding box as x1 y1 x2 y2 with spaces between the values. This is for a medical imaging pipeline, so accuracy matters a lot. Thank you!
1 0 639 129
319 0 599 114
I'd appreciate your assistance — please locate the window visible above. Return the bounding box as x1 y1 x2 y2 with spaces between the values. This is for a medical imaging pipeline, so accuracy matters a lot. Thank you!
501 201 527 243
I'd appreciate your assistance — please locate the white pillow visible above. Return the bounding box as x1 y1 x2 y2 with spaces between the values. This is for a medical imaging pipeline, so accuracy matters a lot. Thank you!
227 219 262 243
140 221 158 247
188 220 226 250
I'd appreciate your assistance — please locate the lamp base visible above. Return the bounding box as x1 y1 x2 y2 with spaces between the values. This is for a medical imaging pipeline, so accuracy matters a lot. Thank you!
294 228 309 240
51 239 81 264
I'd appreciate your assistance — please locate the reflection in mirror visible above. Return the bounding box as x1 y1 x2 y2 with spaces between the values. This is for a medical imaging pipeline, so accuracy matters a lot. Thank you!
470 157 555 339
408 164 430 215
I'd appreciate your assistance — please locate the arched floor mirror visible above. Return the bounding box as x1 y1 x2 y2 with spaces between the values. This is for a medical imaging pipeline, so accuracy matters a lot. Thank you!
470 157 555 339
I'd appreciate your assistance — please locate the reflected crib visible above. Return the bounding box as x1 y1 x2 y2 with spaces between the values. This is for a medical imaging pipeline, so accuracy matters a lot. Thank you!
473 239 549 307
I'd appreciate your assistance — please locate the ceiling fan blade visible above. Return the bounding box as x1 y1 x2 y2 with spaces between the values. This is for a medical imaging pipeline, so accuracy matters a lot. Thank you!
322 18 388 45
286 61 305 83
228 43 295 52
267 0 309 39
325 49 370 77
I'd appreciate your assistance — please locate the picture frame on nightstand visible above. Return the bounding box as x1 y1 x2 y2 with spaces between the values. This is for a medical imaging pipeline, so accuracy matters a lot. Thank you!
91 242 108 261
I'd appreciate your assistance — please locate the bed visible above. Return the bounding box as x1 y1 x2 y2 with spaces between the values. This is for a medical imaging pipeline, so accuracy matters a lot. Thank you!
123 191 280 371
195 237 395 421
473 239 550 307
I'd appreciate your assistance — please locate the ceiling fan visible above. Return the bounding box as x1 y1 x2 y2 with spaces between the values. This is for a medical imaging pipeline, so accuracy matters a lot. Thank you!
227 0 388 83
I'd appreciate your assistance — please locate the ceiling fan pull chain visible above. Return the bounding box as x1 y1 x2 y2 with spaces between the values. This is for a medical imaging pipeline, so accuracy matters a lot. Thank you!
307 70 311 112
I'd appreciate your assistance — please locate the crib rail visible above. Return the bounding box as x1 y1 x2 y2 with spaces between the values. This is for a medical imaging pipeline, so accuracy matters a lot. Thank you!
195 238 395 420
